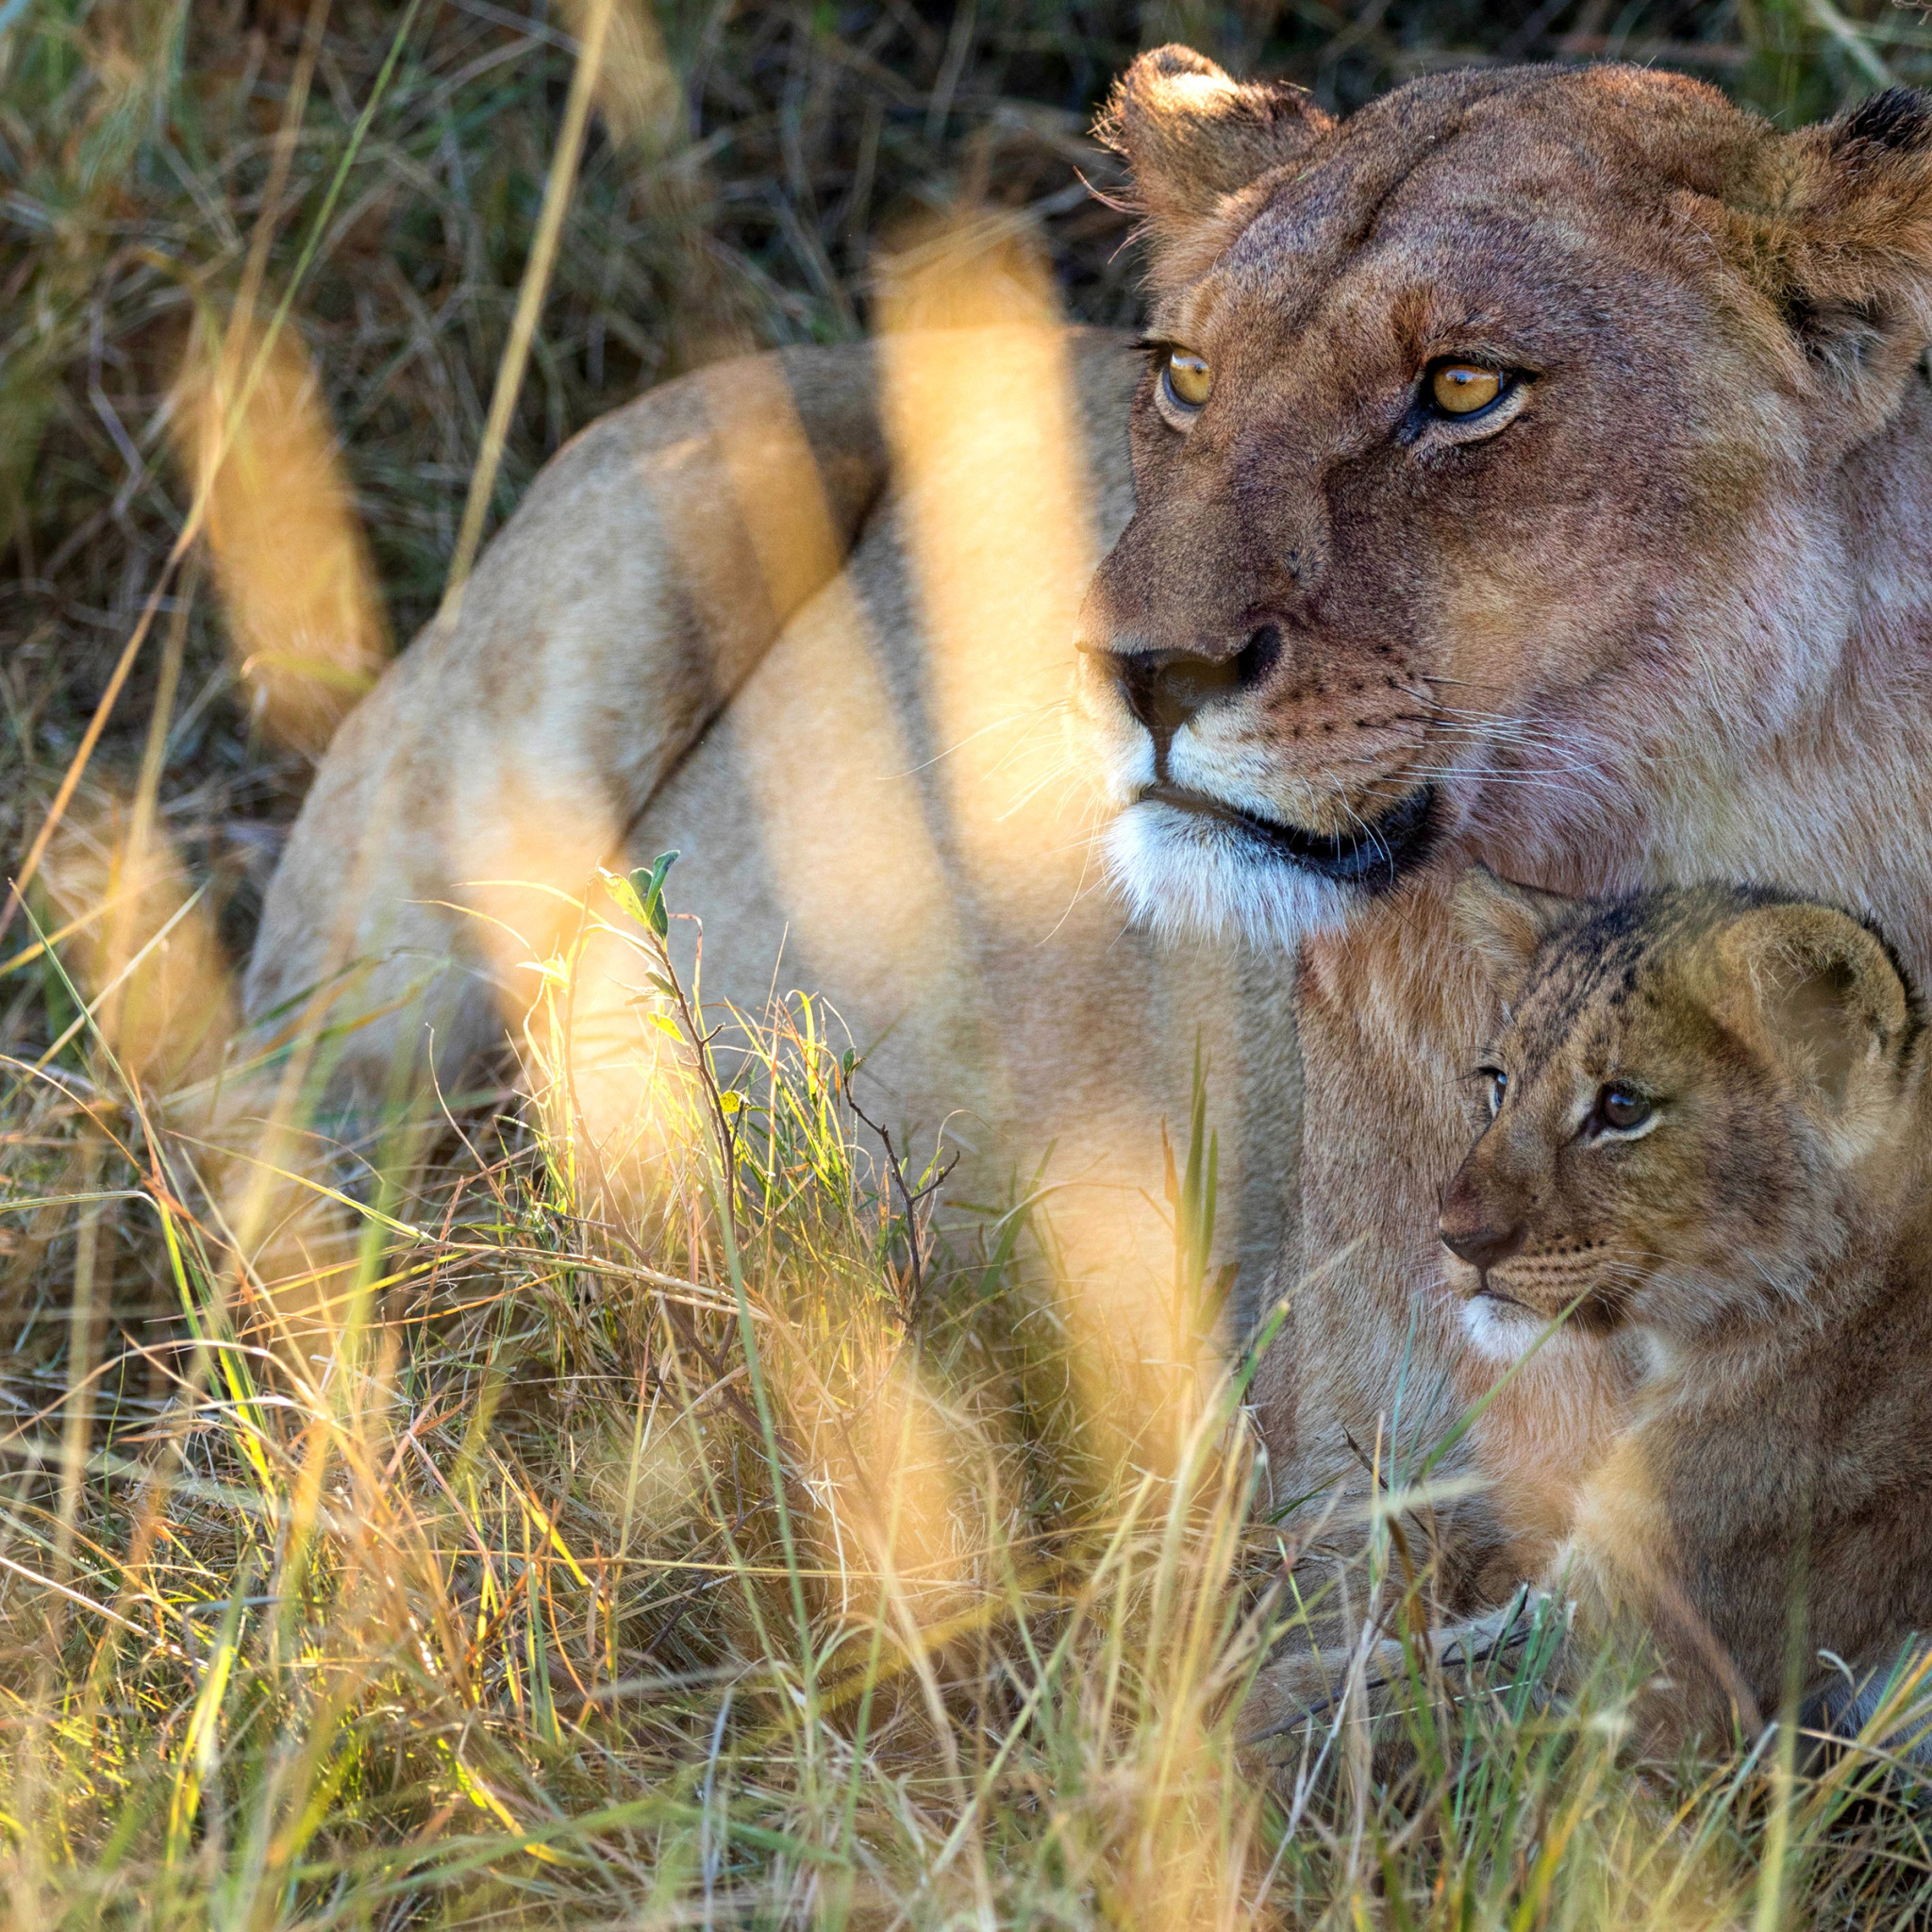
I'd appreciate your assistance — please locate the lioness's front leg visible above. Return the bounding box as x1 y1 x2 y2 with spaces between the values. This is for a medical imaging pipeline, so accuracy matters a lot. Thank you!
1252 881 1637 1599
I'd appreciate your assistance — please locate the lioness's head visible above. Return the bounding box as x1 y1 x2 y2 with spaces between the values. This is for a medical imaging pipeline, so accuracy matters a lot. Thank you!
1439 869 1922 1354
1072 51 1932 943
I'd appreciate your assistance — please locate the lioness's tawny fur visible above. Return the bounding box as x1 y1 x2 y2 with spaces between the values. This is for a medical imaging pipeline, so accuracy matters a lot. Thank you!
1071 56 1932 1552
248 60 1932 1563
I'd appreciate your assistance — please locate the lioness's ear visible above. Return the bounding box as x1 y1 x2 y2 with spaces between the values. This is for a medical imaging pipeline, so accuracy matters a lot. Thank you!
1097 46 1333 258
1768 89 1932 416
1711 904 1917 1120
1452 867 1578 989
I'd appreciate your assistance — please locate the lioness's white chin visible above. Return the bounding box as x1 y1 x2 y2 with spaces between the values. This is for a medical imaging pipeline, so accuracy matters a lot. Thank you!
1102 783 1437 949
1459 1293 1542 1362
1103 799 1358 948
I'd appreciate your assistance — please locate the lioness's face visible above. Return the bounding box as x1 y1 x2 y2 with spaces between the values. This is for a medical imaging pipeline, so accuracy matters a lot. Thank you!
1072 55 1932 943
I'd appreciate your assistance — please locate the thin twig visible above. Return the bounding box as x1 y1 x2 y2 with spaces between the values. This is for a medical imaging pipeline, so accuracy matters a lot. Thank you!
841 1077 955 1324
441 0 616 612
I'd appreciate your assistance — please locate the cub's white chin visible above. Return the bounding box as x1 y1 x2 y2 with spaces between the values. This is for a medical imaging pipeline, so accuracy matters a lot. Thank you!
1460 1294 1565 1363
1102 799 1357 950
1459 1292 1616 1366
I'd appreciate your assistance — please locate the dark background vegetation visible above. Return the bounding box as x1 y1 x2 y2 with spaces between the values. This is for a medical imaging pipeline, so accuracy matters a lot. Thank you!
8 6 1932 1917
3 0 1921 1000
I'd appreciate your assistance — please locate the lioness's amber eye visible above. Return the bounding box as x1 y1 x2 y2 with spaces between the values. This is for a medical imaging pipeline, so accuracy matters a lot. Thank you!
1430 363 1503 416
1165 349 1213 409
1598 1086 1652 1132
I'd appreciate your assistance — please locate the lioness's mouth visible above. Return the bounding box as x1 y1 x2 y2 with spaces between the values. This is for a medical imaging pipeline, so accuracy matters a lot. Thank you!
1136 781 1436 889
1475 1278 1624 1337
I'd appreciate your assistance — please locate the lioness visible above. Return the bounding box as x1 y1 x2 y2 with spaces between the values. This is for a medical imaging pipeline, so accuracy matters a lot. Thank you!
247 56 1932 1556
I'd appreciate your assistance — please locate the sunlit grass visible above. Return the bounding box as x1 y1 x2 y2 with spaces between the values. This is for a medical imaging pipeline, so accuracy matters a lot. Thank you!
8 851 1932 1927
10 0 1932 1924
0 854 1278 1924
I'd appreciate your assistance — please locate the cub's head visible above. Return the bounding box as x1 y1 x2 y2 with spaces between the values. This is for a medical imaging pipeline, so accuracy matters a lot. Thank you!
1439 870 1922 1355
1073 51 1932 943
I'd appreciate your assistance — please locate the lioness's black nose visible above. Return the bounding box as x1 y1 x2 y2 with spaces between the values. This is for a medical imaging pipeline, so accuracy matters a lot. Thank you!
1439 1219 1524 1273
1117 648 1240 741
1094 625 1283 766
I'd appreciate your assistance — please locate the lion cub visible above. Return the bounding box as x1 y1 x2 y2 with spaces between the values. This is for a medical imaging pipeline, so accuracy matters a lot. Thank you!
1441 872 1932 1752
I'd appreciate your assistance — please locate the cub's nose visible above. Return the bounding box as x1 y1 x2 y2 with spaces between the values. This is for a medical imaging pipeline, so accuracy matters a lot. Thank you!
1438 1215 1525 1274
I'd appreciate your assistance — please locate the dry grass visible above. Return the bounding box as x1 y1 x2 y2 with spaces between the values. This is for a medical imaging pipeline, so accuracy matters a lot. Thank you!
8 0 1932 1924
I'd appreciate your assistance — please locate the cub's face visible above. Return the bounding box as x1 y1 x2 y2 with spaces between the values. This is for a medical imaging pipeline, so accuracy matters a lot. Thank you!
1070 53 1932 945
1440 877 1919 1357
1441 921 1817 1353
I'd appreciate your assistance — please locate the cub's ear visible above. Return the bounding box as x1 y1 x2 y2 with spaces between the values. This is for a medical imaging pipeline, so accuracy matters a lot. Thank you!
1452 867 1579 989
1711 904 1917 1121
1097 47 1333 261
1765 88 1932 420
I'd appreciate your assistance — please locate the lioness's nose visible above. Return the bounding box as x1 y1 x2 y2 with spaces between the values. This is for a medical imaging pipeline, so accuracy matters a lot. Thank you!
1118 648 1239 739
1088 625 1282 762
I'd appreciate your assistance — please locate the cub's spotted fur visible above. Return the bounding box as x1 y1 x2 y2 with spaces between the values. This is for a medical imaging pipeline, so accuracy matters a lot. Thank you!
1441 872 1932 1751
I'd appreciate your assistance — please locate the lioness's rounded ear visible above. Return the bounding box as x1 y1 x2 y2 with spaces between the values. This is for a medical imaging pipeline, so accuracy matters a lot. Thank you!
1711 904 1917 1115
1452 867 1578 989
1761 88 1932 421
1097 46 1333 260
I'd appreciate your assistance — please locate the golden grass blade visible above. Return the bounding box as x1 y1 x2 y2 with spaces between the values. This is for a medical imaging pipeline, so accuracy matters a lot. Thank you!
0 0 417 951
440 0 618 614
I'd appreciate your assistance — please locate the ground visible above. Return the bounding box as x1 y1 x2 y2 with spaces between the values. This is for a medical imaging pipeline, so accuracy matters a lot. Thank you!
5 1 1932 1924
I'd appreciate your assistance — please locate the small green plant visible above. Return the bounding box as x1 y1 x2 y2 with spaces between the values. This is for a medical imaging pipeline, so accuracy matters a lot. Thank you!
8 0 1932 1924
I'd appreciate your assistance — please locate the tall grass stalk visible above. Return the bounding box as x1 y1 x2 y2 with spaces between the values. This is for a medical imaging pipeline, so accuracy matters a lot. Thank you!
9 1 1932 1925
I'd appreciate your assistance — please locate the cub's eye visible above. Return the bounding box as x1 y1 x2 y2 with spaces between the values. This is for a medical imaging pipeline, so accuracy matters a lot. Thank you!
1164 349 1213 410
1596 1085 1653 1134
1477 1066 1507 1118
1428 362 1505 417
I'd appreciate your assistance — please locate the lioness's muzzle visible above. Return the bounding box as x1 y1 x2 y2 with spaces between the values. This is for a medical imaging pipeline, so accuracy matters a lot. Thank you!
1137 780 1436 888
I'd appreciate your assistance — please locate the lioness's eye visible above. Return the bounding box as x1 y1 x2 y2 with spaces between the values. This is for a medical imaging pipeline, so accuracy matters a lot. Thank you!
1428 362 1504 416
1597 1086 1652 1133
1165 349 1213 410
1478 1066 1507 1118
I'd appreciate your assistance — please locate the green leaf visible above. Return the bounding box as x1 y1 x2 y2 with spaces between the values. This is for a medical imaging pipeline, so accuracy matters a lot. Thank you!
602 867 645 924
628 851 679 938
645 849 680 898
613 852 680 936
